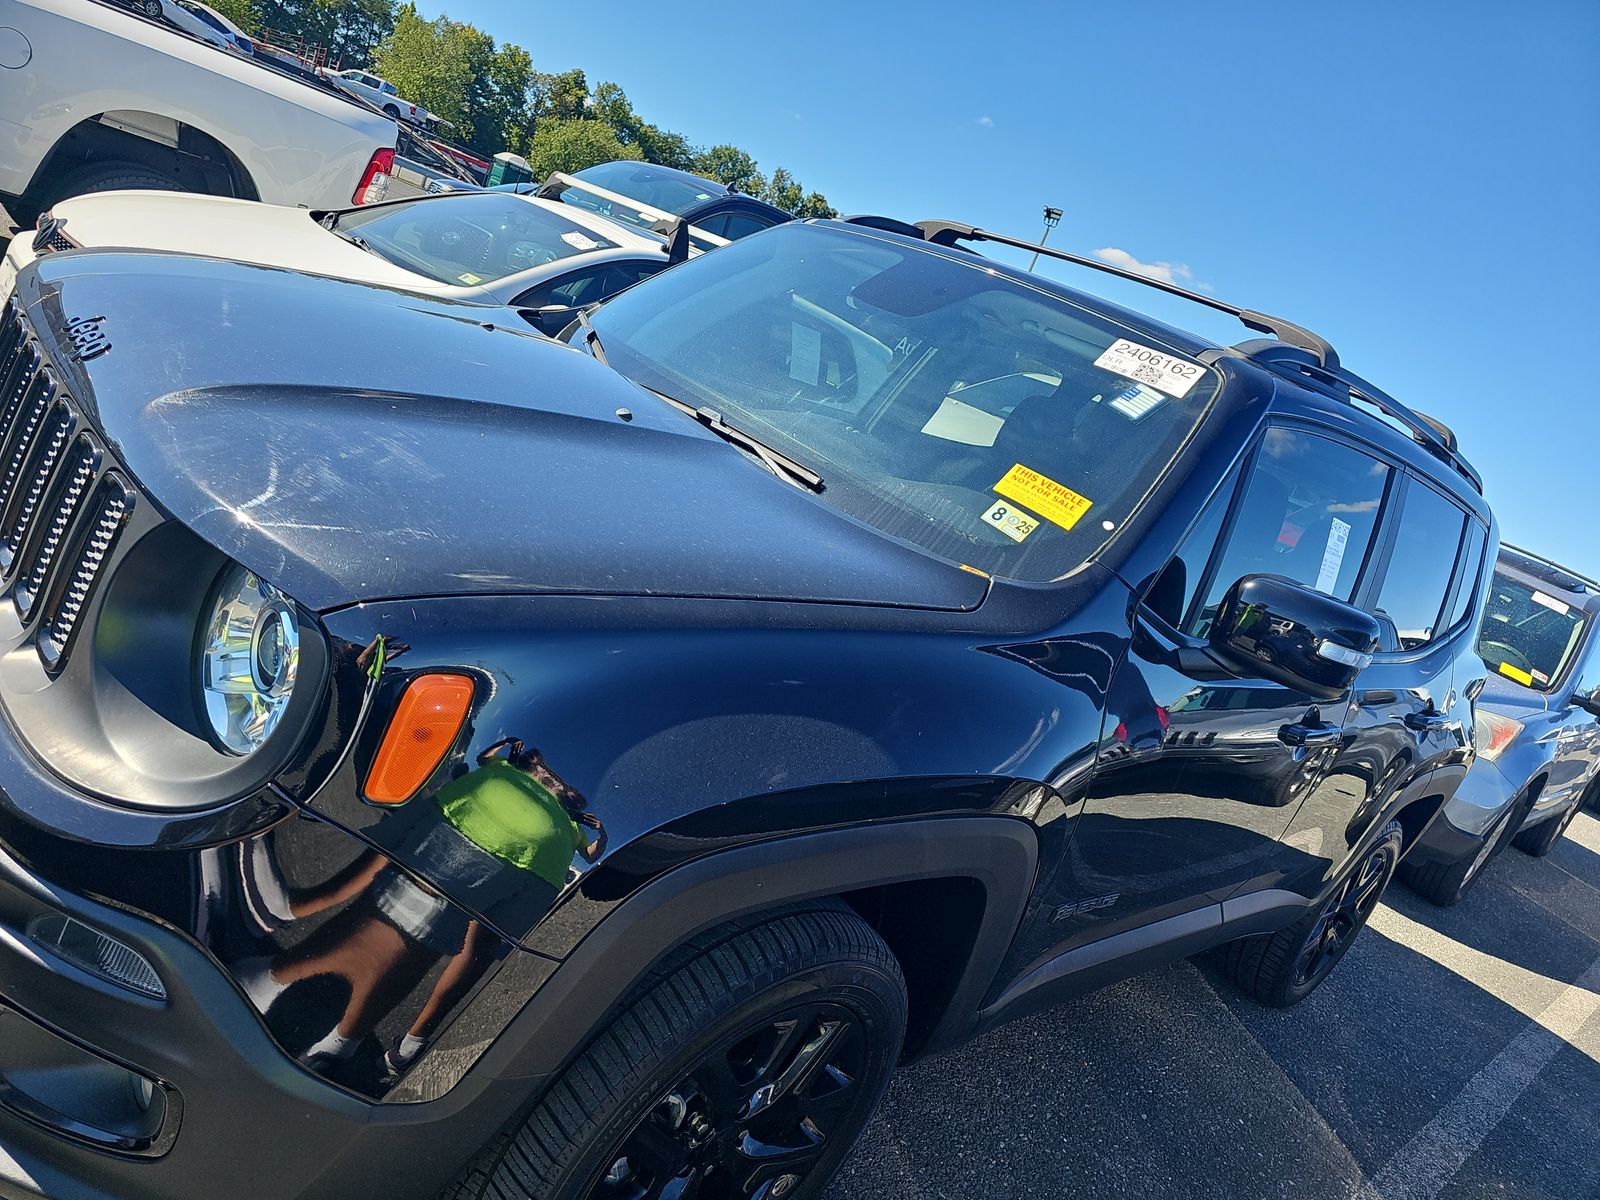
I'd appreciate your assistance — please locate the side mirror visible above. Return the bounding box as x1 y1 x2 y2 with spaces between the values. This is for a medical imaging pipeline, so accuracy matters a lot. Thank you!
522 304 578 336
1575 687 1600 718
1209 574 1381 699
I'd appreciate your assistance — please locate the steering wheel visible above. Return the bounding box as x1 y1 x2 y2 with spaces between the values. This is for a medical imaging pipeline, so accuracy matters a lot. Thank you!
1479 639 1534 676
504 241 558 273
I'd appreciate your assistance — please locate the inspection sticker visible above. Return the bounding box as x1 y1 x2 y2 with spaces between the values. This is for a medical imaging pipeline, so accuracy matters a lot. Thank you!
1498 661 1535 686
1531 590 1572 616
1093 338 1205 398
982 500 1041 542
994 464 1093 531
1106 382 1166 421
458 272 483 284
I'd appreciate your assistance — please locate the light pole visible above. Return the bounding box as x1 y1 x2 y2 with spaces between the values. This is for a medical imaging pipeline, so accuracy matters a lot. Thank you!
1028 206 1063 272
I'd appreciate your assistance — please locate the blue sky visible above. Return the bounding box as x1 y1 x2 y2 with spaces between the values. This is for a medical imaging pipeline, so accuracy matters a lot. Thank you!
428 0 1598 573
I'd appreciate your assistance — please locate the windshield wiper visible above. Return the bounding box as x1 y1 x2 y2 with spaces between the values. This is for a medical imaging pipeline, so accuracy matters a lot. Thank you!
638 386 823 493
575 307 608 366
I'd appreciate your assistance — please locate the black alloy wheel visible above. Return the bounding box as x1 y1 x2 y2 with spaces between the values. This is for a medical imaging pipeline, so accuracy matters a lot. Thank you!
1292 838 1394 990
1222 818 1404 1007
443 902 906 1200
591 1002 870 1199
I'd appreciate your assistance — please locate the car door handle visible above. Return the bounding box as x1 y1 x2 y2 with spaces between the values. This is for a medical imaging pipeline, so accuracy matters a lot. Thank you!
1279 722 1343 747
1404 711 1452 733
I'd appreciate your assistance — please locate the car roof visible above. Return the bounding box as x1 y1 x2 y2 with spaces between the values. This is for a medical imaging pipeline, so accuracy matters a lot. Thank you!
590 161 732 197
1495 546 1600 612
681 193 793 224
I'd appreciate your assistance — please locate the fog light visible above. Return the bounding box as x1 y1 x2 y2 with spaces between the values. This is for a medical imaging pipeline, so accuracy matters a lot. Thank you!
27 914 165 1000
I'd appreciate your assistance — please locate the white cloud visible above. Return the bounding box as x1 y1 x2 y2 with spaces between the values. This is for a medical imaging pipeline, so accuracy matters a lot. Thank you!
1092 246 1194 286
976 115 994 127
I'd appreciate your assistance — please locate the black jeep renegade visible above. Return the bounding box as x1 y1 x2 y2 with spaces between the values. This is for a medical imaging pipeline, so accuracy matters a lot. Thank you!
0 217 1493 1200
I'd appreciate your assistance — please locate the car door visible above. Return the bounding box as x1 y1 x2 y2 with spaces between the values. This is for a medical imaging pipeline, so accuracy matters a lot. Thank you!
1055 423 1396 948
1268 472 1485 902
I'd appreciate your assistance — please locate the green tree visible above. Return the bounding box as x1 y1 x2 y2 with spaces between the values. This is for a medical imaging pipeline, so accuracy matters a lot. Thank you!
694 145 764 194
259 0 395 64
532 68 589 123
762 167 802 214
372 6 473 127
206 0 261 34
524 119 642 178
477 42 535 154
796 192 838 219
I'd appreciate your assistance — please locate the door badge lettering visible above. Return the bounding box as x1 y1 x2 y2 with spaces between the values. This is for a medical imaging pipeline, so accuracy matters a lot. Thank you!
1053 892 1120 922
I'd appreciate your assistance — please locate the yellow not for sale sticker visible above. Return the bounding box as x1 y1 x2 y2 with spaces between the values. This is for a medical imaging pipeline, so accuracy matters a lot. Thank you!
993 463 1094 531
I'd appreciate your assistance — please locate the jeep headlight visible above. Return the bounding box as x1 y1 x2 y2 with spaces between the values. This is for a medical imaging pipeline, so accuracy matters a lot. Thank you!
199 565 300 755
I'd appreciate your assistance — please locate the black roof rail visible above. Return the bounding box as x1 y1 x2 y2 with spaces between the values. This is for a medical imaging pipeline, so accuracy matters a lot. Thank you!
1218 340 1481 493
907 220 1341 371
1501 545 1600 595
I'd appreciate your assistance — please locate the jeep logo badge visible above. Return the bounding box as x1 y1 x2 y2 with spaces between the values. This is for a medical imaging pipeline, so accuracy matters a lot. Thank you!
32 216 63 253
65 314 110 362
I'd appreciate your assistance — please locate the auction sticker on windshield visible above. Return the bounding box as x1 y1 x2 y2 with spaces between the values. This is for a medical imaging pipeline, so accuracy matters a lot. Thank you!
994 464 1093 531
982 500 1040 542
1093 339 1205 397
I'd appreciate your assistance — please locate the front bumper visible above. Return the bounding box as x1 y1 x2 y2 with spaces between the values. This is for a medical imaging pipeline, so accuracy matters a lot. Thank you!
1411 758 1517 865
0 837 527 1200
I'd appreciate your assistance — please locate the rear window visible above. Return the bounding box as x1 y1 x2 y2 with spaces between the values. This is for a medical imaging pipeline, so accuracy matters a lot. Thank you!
572 162 721 217
1477 571 1589 690
589 223 1221 582
334 194 618 287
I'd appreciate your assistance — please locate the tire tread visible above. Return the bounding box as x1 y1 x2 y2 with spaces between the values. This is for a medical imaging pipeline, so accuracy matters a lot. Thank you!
442 902 904 1200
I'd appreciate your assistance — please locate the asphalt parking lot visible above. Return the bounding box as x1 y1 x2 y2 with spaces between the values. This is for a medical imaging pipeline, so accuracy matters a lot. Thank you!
828 806 1600 1200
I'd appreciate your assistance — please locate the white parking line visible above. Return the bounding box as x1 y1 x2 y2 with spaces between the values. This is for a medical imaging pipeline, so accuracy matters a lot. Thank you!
1353 934 1600 1200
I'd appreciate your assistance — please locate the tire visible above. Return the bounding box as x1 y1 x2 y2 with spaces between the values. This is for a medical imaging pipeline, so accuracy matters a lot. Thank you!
1513 798 1580 858
383 104 402 121
444 902 907 1200
1222 819 1403 1007
42 161 186 210
1399 793 1531 907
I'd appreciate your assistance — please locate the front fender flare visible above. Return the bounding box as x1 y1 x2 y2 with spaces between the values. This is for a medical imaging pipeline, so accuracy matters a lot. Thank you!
405 815 1038 1104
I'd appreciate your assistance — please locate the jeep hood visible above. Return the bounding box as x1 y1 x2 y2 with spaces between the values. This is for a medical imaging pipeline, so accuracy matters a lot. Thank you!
19 252 987 613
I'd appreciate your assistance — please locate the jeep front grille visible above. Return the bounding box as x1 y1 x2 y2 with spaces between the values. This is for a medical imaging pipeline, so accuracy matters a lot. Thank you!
0 300 135 673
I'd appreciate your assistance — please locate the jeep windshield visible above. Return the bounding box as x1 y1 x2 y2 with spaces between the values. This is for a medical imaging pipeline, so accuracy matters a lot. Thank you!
328 194 620 286
1477 571 1589 690
587 222 1220 582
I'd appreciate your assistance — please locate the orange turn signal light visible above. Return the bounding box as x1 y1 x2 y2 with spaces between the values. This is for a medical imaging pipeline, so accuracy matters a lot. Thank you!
364 673 475 805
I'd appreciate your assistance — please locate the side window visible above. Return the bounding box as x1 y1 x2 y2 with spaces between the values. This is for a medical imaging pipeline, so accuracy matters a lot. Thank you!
720 213 775 240
1569 622 1600 697
1184 427 1391 637
1445 520 1489 633
516 265 651 311
1372 480 1468 650
695 215 730 239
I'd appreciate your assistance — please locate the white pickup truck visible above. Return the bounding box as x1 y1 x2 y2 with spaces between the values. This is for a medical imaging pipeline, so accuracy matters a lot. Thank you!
0 0 396 221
